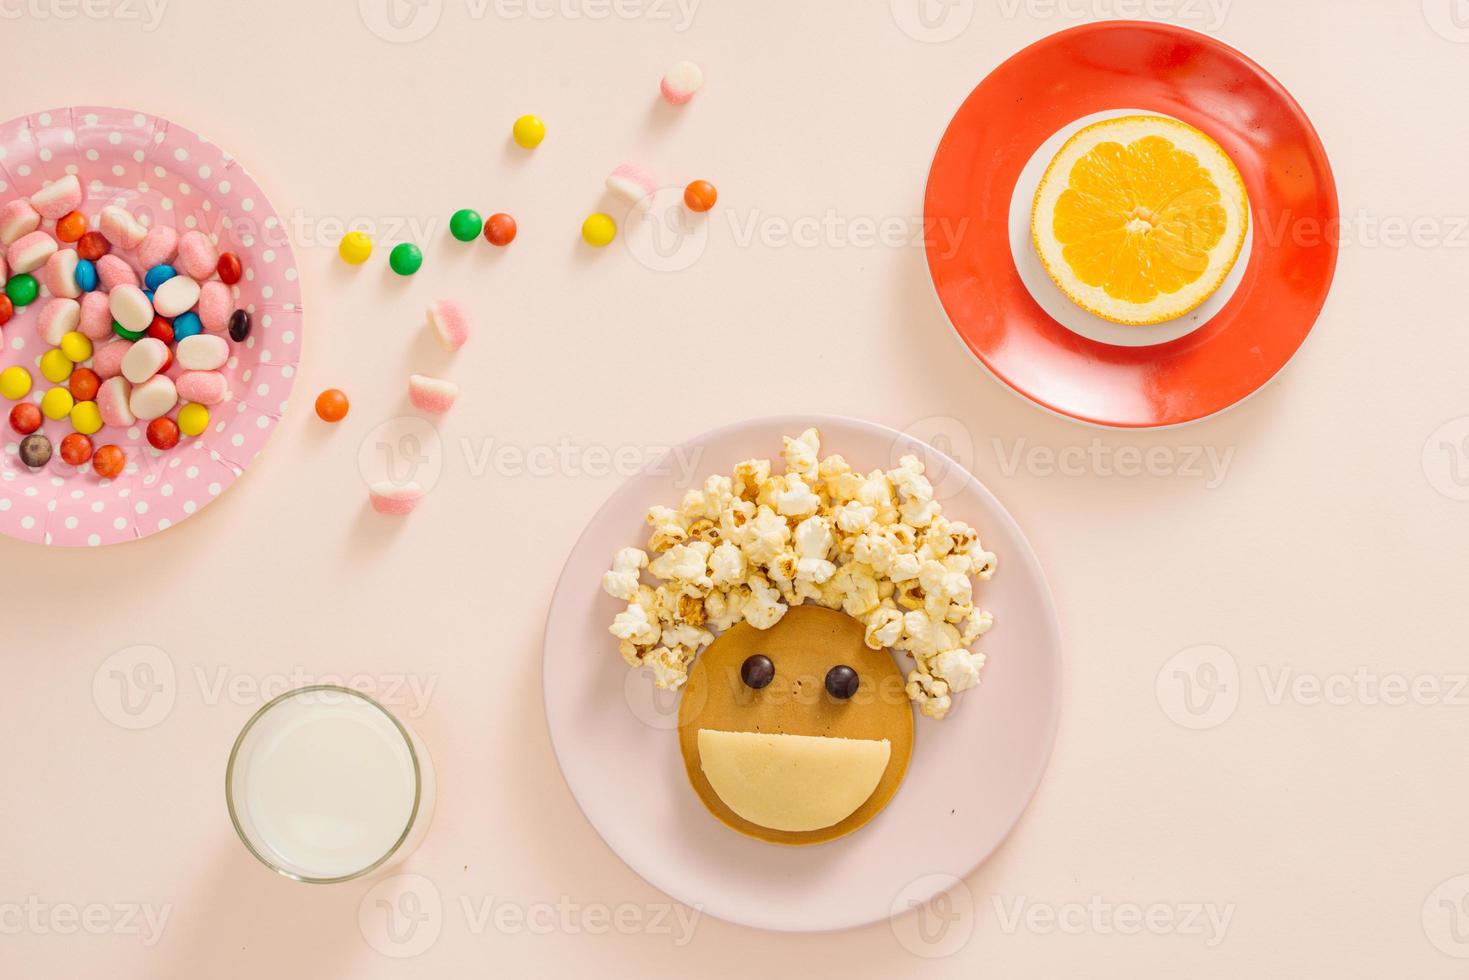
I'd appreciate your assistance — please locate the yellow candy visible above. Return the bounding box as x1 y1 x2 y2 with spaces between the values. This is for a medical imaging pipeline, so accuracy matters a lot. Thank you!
512 114 545 149
177 402 210 437
40 348 73 383
338 231 372 265
0 365 31 400
41 387 74 420
581 213 616 247
70 400 103 435
59 331 93 363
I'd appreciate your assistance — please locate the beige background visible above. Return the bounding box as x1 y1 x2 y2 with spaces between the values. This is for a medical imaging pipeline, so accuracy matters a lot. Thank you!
4 0 1469 975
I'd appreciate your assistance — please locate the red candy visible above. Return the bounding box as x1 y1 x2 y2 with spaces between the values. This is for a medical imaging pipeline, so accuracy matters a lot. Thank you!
69 367 100 401
56 211 87 243
146 316 175 345
76 231 110 261
216 251 242 284
0 295 12 326
485 213 517 246
146 417 180 450
59 432 93 465
9 402 41 435
92 444 125 478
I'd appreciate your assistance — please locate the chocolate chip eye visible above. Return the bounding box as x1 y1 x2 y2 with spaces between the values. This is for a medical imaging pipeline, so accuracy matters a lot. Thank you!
741 654 774 690
825 665 859 700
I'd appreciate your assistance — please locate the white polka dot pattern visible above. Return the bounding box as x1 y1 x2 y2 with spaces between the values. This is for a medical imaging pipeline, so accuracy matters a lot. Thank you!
0 107 302 546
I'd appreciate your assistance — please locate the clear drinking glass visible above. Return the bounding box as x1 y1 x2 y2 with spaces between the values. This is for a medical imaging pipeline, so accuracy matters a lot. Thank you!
225 685 436 883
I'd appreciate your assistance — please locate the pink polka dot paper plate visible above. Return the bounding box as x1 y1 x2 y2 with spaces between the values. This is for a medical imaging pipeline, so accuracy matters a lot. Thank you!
0 107 301 547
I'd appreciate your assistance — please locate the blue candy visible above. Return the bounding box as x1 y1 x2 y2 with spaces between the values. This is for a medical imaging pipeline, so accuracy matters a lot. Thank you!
144 264 177 291
172 311 203 339
73 258 98 292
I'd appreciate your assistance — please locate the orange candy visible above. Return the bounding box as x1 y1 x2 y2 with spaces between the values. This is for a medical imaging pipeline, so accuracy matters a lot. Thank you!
92 444 125 478
60 433 93 466
56 210 88 243
69 367 100 401
683 180 717 213
315 388 349 423
485 213 517 246
76 231 110 261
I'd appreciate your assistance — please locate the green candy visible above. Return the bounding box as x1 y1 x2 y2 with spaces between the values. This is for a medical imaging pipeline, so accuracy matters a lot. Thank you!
389 243 423 276
449 209 483 242
6 274 39 307
112 320 146 341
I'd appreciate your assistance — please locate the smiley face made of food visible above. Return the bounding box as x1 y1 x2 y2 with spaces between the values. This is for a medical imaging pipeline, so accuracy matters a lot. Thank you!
678 604 914 845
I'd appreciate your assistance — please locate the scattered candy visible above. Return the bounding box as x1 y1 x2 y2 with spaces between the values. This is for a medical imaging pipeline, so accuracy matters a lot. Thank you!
484 213 517 246
660 60 704 105
137 225 180 269
176 334 228 371
425 299 469 351
0 295 10 327
450 209 483 242
338 231 372 265
606 164 657 207
315 388 349 422
408 374 458 414
6 273 39 307
172 311 203 339
581 212 616 247
143 263 177 291
129 375 178 420
96 377 134 427
9 401 41 434
92 444 125 479
512 114 546 149
216 252 242 284
30 175 82 220
55 211 88 243
19 433 51 468
0 200 41 245
147 316 175 345
228 309 251 343
59 432 93 466
40 386 74 420
76 231 109 261
68 367 99 401
109 284 154 335
0 365 31 400
8 230 58 275
69 400 102 436
113 320 146 341
99 205 146 249
41 249 81 299
684 179 717 212
91 340 132 380
176 230 218 279
97 254 139 290
73 257 98 293
39 349 73 384
175 370 227 406
59 330 92 364
153 275 201 317
369 481 423 515
146 417 180 450
389 243 422 276
122 337 170 383
177 402 209 437
37 297 81 346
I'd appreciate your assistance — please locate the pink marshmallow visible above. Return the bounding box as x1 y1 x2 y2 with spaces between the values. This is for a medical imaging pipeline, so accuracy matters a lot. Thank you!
91 340 133 380
97 377 135 427
425 299 469 352
175 370 229 405
175 334 228 371
110 284 154 334
7 229 57 274
0 251 7 283
99 205 146 249
0 199 41 245
136 225 179 269
29 174 82 220
605 164 657 207
37 298 81 346
369 482 424 516
40 248 80 299
79 292 113 340
408 374 458 414
97 254 139 290
197 280 231 332
122 337 169 383
129 374 177 420
660 60 703 105
176 230 218 280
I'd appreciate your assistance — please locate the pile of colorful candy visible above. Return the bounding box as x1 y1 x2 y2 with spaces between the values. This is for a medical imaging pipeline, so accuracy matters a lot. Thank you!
2 175 248 477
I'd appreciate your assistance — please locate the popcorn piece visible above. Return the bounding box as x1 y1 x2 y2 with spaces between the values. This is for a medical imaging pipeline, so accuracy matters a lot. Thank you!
864 606 904 650
744 576 788 630
602 547 648 601
773 472 821 518
781 427 821 479
709 542 747 587
610 602 661 648
906 669 953 720
932 647 987 693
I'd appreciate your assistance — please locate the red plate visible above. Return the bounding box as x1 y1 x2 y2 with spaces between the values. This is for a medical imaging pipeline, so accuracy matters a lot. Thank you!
924 21 1338 428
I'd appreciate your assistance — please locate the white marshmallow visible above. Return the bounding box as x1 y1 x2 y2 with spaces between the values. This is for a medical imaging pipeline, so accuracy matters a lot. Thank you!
175 334 228 371
122 337 170 383
128 375 178 420
152 275 201 317
109 285 154 334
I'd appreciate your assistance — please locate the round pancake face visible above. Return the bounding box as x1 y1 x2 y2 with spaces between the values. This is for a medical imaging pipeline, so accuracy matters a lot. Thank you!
677 604 914 845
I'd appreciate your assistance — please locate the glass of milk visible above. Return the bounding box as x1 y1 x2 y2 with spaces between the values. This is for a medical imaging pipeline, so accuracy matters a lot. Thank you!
226 685 435 883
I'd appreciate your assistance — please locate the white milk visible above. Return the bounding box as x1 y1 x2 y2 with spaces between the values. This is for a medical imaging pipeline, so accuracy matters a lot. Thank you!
228 688 431 881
